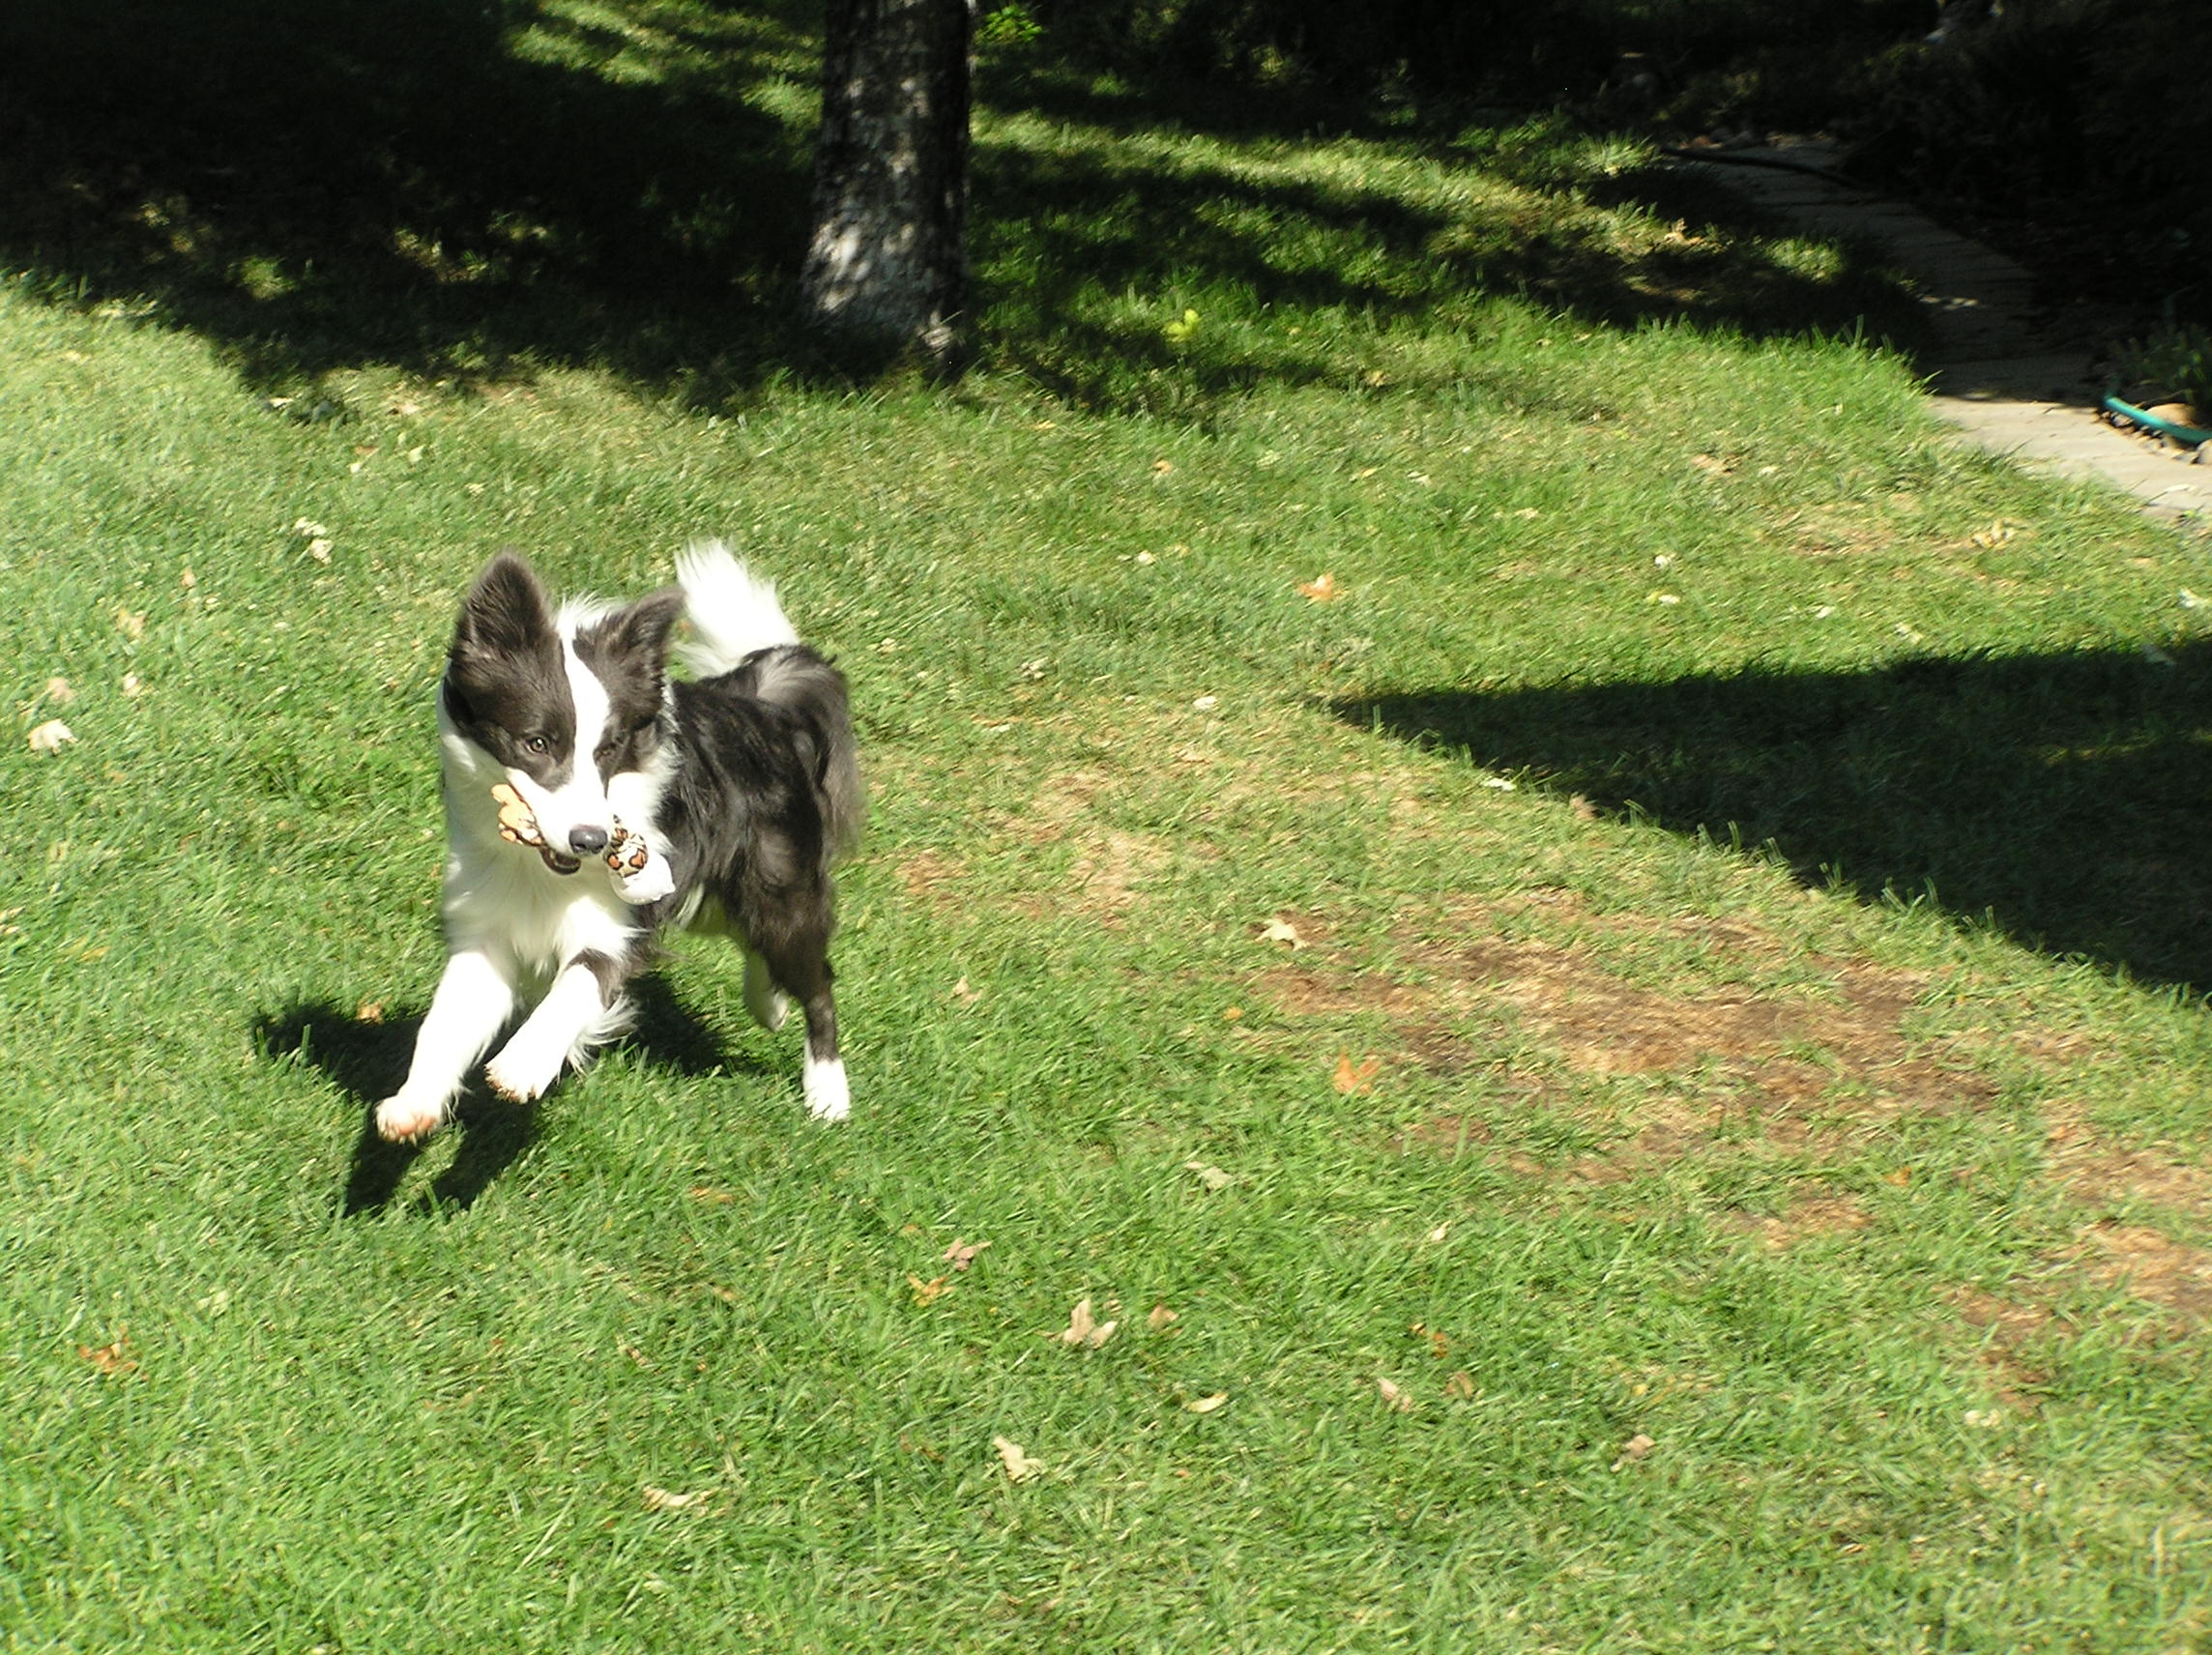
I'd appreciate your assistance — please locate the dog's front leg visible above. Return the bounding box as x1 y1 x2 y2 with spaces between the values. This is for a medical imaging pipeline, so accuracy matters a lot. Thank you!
483 950 630 1103
376 949 516 1141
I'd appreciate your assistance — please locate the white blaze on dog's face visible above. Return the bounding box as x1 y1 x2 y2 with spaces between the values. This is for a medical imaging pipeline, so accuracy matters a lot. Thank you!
442 553 683 872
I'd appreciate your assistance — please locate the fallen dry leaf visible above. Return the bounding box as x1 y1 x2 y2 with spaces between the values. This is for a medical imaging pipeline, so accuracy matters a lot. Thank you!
994 1435 1042 1481
1444 1371 1476 1400
121 674 143 698
1332 1051 1382 1095
1183 1392 1229 1414
641 1486 712 1513
26 720 76 755
1260 918 1303 948
1151 458 1175 476
179 567 197 590
79 1330 136 1376
943 1239 990 1271
354 1001 385 1025
1297 572 1339 602
115 606 146 640
950 976 980 1004
1410 1321 1450 1358
1426 1223 1450 1244
1183 1160 1234 1192
1377 1378 1415 1412
44 677 75 706
1613 1432 1657 1469
1148 1304 1179 1331
1060 1296 1118 1350
908 1274 950 1307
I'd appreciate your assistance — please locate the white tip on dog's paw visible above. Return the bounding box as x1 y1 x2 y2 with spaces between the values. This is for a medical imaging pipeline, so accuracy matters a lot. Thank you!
375 1094 447 1143
803 1056 850 1123
483 1049 558 1104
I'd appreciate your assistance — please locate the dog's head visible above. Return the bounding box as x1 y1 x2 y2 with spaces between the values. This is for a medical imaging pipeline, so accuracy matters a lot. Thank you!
442 551 684 871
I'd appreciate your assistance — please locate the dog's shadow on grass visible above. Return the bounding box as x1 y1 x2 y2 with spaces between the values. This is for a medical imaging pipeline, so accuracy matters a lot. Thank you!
254 976 753 1216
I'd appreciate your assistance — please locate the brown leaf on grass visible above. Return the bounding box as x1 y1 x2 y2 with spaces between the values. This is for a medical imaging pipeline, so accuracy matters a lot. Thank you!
1570 794 1600 822
1297 572 1339 601
908 1274 950 1307
1183 1160 1235 1192
1060 1296 1118 1350
1377 1378 1415 1412
44 677 75 706
1613 1432 1657 1469
353 1001 385 1025
950 976 980 1004
943 1239 990 1271
1332 1051 1382 1095
1259 918 1303 948
27 720 76 755
115 606 146 640
641 1486 711 1513
79 1330 136 1376
1444 1371 1476 1400
994 1435 1043 1481
1183 1392 1229 1413
1409 1321 1450 1358
1148 1304 1179 1331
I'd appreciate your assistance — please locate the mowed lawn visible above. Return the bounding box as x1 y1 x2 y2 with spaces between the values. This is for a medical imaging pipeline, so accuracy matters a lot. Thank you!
3 4 2211 1650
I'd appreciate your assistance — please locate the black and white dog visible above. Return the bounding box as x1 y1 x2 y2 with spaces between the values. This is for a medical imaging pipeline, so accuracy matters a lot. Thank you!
374 543 862 1143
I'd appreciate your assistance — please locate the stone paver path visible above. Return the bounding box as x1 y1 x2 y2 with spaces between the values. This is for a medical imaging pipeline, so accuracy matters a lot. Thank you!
1675 144 2211 528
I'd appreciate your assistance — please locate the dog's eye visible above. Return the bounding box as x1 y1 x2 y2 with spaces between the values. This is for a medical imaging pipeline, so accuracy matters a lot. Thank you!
524 735 550 755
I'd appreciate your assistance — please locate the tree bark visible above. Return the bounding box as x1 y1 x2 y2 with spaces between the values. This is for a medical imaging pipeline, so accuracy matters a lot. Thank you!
798 0 974 365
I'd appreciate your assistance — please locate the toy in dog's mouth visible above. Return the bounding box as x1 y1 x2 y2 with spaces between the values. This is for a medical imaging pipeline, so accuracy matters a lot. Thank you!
491 783 584 875
489 783 651 880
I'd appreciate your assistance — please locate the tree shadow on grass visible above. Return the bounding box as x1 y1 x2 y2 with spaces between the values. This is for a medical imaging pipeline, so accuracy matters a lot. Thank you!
970 120 1927 420
0 0 823 405
254 973 756 1215
1334 644 2212 997
0 1 1925 422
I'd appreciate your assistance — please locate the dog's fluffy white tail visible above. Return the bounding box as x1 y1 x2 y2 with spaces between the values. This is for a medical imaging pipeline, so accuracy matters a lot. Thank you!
674 539 800 678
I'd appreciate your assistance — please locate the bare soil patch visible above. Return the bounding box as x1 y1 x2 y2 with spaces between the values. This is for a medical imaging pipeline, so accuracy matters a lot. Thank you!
1264 898 1985 1172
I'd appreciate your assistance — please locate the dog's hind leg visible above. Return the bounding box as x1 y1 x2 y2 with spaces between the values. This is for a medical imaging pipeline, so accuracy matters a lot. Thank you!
750 929 845 1122
742 949 790 1031
484 949 637 1104
376 949 517 1142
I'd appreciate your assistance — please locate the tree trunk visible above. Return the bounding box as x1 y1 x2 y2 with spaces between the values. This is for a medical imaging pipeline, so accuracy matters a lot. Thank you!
798 0 974 365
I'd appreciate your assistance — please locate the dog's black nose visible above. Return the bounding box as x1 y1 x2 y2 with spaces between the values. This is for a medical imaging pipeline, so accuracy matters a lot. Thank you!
568 826 609 855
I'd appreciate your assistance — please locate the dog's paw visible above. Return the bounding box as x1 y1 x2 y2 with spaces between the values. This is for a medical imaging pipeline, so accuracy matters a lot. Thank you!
375 1092 447 1143
803 1056 850 1123
483 1042 562 1104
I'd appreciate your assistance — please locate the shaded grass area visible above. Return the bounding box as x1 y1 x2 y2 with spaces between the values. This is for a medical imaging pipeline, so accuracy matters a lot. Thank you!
0 1 1925 420
1341 643 2212 994
3 4 2212 1651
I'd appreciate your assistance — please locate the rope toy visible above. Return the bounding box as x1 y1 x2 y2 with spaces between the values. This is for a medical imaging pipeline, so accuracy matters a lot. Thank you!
489 783 653 880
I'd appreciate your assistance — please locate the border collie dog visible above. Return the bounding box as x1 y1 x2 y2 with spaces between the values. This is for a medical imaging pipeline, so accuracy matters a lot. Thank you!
373 543 862 1143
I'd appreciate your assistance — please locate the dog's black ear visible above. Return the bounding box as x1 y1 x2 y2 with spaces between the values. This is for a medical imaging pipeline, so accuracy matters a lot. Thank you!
598 586 686 668
454 551 556 658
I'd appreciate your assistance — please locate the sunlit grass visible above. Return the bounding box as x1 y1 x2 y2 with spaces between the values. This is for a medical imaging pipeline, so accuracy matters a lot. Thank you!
2 5 2210 1650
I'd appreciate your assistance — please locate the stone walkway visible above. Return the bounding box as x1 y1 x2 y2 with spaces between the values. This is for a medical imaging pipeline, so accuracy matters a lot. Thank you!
1673 144 2211 529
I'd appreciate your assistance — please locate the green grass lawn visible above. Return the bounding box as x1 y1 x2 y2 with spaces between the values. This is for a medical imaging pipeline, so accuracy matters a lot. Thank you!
4 5 2211 1650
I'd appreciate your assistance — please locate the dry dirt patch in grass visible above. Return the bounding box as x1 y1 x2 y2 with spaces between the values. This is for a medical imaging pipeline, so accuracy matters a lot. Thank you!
1263 895 1987 1173
1725 1192 1874 1250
